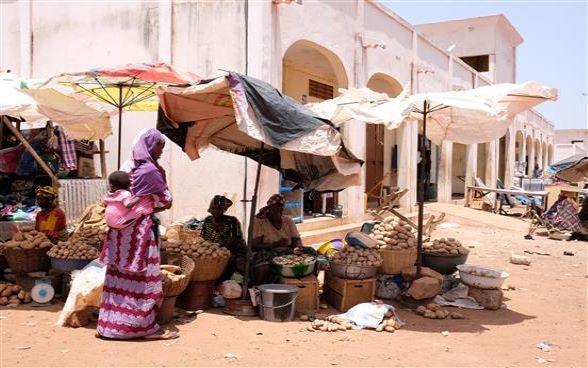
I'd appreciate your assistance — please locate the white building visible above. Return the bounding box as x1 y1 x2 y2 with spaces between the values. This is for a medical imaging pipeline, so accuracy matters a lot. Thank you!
0 1 555 230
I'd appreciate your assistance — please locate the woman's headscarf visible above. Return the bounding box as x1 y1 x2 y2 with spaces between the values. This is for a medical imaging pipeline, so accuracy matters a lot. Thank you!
209 195 233 212
36 186 58 207
129 128 168 196
256 193 285 219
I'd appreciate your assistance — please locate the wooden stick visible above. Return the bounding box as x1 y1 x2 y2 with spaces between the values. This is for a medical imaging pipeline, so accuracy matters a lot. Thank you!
99 139 107 178
2 116 60 188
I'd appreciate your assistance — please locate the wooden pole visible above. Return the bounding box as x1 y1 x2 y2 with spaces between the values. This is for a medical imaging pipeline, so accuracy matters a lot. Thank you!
416 101 428 279
2 116 60 188
241 143 264 300
99 139 107 178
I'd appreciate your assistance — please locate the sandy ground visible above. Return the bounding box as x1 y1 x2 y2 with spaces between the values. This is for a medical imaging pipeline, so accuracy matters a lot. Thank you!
1 206 586 368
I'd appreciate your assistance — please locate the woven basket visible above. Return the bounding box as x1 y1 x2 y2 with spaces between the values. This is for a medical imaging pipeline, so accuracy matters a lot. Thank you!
377 248 417 275
179 228 201 243
190 255 230 281
162 256 195 297
4 246 52 273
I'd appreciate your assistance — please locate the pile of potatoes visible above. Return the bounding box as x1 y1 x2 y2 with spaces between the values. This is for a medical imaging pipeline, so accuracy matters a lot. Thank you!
273 254 315 266
70 225 107 250
3 226 53 250
330 246 383 267
164 237 231 260
423 237 468 255
307 315 353 332
368 216 416 250
47 240 100 260
161 265 185 283
0 283 31 306
415 303 465 319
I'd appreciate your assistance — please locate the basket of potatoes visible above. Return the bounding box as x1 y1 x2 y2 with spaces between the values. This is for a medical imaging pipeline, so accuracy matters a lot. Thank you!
368 217 417 275
163 236 231 282
329 246 382 280
46 240 101 272
3 226 53 273
422 237 469 275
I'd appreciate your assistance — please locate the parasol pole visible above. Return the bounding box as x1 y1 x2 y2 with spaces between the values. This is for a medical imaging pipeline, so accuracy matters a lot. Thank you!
242 143 264 300
117 84 123 169
416 100 429 279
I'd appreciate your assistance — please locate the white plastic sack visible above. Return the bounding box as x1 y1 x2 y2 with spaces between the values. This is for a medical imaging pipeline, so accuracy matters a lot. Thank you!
219 280 242 300
56 260 106 326
337 302 396 329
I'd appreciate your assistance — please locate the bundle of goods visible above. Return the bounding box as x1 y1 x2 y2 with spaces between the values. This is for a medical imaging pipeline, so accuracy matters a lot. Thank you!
367 217 418 275
0 282 32 306
69 225 107 250
272 254 316 278
423 238 468 255
307 315 353 332
46 240 100 272
163 235 230 281
422 238 470 275
3 226 53 273
368 217 416 250
414 303 464 319
329 246 382 279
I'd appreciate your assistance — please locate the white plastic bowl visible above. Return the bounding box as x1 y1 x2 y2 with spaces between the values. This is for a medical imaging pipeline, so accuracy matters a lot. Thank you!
457 264 509 290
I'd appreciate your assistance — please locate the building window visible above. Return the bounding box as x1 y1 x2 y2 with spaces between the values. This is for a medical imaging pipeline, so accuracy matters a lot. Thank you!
308 80 334 100
460 55 490 73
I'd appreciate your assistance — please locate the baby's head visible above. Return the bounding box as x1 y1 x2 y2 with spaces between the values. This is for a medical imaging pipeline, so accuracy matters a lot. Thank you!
108 171 131 192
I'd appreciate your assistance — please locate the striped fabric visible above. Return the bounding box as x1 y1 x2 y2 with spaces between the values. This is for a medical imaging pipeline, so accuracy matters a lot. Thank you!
56 127 77 171
97 191 171 339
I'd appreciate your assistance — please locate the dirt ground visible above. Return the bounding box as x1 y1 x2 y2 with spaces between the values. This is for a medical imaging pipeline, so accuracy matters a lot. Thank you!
1 206 586 367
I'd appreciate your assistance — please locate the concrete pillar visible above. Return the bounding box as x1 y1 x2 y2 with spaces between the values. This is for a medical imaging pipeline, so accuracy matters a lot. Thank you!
437 141 453 203
504 130 515 187
520 136 527 174
383 129 394 187
19 0 32 77
398 121 418 210
485 140 498 189
465 144 478 187
537 142 543 169
339 120 366 222
528 138 535 178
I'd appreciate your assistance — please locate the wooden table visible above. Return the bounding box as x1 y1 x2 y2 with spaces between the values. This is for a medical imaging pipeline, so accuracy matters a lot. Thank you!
466 186 549 213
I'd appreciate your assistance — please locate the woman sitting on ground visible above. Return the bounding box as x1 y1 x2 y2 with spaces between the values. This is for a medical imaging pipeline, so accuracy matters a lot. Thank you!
201 195 246 279
544 192 583 233
251 194 315 285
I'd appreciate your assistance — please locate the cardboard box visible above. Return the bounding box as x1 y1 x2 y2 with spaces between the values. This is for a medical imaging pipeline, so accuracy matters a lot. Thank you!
324 273 375 312
77 157 95 177
280 275 319 313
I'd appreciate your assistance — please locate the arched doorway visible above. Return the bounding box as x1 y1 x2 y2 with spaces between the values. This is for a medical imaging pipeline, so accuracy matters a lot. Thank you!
365 73 403 207
282 40 348 216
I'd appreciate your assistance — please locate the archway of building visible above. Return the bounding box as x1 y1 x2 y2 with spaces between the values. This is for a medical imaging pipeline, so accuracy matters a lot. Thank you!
282 39 348 216
452 143 467 199
365 73 404 208
525 135 533 175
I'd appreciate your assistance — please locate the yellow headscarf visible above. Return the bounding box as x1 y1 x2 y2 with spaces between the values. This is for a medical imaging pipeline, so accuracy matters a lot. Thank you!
35 186 58 207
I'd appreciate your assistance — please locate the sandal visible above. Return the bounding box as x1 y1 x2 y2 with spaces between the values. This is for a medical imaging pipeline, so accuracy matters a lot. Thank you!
143 329 180 340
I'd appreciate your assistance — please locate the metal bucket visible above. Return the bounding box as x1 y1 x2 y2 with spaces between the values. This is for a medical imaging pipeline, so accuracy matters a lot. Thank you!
257 284 298 322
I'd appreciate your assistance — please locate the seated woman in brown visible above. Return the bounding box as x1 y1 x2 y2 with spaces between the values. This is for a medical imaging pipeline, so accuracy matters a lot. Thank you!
200 195 246 279
251 193 314 285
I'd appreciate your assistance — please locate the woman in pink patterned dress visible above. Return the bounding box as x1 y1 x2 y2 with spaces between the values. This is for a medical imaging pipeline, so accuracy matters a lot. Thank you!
97 129 177 340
